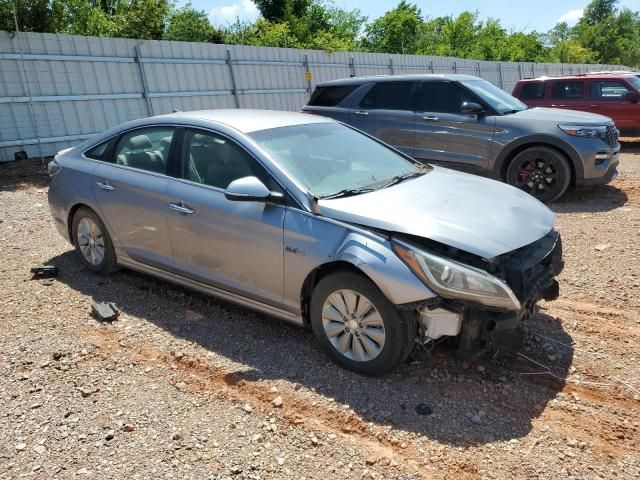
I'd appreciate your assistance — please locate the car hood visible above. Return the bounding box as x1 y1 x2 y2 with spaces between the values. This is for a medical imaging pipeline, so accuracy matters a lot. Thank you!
318 166 555 259
509 107 613 124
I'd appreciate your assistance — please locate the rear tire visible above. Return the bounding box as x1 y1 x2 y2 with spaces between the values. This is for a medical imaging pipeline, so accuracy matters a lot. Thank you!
506 146 571 203
71 207 118 275
310 271 415 376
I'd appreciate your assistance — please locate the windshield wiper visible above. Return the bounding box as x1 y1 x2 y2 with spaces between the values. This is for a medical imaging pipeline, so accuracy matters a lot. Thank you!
380 171 425 189
320 187 376 200
502 108 527 115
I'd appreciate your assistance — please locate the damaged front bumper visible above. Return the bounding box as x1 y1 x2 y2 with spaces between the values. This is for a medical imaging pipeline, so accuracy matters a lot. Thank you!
412 229 564 357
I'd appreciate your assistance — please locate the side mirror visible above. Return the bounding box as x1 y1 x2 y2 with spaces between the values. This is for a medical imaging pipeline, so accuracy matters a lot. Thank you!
625 91 639 103
225 176 271 202
460 101 485 115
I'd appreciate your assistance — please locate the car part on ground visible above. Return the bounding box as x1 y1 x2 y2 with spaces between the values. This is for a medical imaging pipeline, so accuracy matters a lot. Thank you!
48 109 563 375
303 74 620 203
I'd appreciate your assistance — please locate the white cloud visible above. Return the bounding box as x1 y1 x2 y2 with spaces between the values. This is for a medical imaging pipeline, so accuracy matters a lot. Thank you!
557 8 584 26
210 0 259 25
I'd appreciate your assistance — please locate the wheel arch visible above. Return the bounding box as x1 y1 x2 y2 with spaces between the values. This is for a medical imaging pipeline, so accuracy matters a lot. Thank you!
495 136 582 186
299 261 368 328
67 203 106 246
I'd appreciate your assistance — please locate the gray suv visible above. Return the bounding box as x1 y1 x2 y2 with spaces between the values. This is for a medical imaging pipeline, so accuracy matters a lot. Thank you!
303 74 620 202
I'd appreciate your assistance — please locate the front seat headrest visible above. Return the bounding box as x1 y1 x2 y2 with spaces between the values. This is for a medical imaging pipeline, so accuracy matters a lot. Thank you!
126 135 152 151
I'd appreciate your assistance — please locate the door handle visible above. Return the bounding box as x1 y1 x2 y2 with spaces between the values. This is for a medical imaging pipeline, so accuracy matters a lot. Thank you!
169 202 194 214
589 105 600 108
354 110 369 116
422 115 439 122
96 180 115 191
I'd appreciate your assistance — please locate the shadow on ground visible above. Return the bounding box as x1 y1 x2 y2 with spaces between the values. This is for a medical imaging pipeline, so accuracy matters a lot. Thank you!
552 183 628 214
0 159 50 192
45 249 573 447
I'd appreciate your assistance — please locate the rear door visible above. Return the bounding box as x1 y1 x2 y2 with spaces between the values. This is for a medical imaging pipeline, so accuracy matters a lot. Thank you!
549 80 587 112
165 128 285 308
346 81 417 157
91 126 176 269
588 79 636 129
413 81 495 173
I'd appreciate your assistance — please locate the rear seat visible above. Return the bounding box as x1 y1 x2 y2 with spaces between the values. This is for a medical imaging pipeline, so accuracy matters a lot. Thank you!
117 135 165 173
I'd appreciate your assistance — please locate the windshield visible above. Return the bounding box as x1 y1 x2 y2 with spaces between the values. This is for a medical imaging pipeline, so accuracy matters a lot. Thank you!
250 123 428 198
628 75 640 91
461 79 528 114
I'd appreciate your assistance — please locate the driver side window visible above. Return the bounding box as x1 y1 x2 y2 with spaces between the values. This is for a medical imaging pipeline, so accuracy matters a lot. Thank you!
419 82 473 113
180 129 276 191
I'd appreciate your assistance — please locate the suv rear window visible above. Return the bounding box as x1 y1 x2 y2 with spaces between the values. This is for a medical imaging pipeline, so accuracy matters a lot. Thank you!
359 82 415 110
551 81 584 99
519 82 545 99
308 85 357 107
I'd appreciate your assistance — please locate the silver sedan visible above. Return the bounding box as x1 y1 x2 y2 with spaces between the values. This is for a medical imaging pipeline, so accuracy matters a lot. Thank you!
48 110 563 375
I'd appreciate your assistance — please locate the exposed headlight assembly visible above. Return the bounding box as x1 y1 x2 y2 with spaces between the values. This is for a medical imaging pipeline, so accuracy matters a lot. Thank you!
558 124 607 139
392 240 521 311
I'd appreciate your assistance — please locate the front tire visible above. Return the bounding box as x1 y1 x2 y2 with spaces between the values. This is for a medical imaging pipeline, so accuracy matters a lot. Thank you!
310 271 415 376
71 207 117 275
506 146 571 203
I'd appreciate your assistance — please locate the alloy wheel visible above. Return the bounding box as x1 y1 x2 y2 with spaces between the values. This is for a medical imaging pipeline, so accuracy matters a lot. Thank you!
77 217 105 266
514 157 561 198
321 289 386 362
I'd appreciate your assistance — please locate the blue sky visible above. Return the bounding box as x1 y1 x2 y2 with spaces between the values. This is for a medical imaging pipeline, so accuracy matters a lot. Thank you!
180 0 640 32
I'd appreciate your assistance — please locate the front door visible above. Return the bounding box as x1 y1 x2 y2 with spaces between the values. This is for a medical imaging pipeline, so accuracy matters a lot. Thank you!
165 128 285 307
588 79 637 130
347 81 417 157
91 126 176 269
414 81 496 173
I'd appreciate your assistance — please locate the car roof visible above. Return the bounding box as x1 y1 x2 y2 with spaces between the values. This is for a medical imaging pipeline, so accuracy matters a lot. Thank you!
317 74 480 87
518 72 639 83
156 109 334 133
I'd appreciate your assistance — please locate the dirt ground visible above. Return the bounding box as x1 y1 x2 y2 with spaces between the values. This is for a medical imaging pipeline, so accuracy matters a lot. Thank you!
1 147 639 479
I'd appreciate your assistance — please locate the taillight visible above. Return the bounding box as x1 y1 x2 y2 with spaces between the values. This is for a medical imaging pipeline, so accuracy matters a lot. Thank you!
48 158 62 177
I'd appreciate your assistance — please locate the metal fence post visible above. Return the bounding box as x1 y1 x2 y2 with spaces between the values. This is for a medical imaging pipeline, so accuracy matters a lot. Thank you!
429 60 434 73
349 56 356 77
518 63 522 79
389 57 394 75
12 13 43 161
226 49 240 108
134 45 153 116
497 63 504 89
476 62 481 78
303 53 312 94
453 61 457 74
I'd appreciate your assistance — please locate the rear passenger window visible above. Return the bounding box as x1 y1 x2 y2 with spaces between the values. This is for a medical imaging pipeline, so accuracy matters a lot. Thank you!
308 85 357 107
114 128 174 174
359 82 415 110
181 129 276 191
419 82 473 113
519 82 546 99
590 80 630 100
551 81 584 99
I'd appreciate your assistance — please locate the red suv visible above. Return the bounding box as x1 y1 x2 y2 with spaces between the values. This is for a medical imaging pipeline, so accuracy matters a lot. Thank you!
513 73 640 136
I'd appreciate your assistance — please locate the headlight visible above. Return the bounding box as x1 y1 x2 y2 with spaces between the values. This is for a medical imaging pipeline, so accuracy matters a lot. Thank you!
392 240 521 311
558 124 607 139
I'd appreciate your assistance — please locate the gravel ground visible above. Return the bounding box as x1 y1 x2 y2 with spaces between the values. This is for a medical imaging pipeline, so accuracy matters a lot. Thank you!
1 148 639 479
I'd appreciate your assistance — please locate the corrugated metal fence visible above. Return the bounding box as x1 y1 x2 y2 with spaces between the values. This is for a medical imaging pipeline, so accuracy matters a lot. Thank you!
0 30 632 161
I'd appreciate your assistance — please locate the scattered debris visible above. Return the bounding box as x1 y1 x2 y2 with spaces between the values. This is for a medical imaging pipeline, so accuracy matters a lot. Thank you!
415 403 433 415
91 302 119 322
30 265 59 278
77 386 100 398
272 396 283 408
594 244 610 252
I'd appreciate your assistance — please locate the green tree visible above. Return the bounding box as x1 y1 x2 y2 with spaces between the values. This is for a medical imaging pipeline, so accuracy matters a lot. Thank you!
164 2 218 42
253 0 311 22
362 1 423 54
